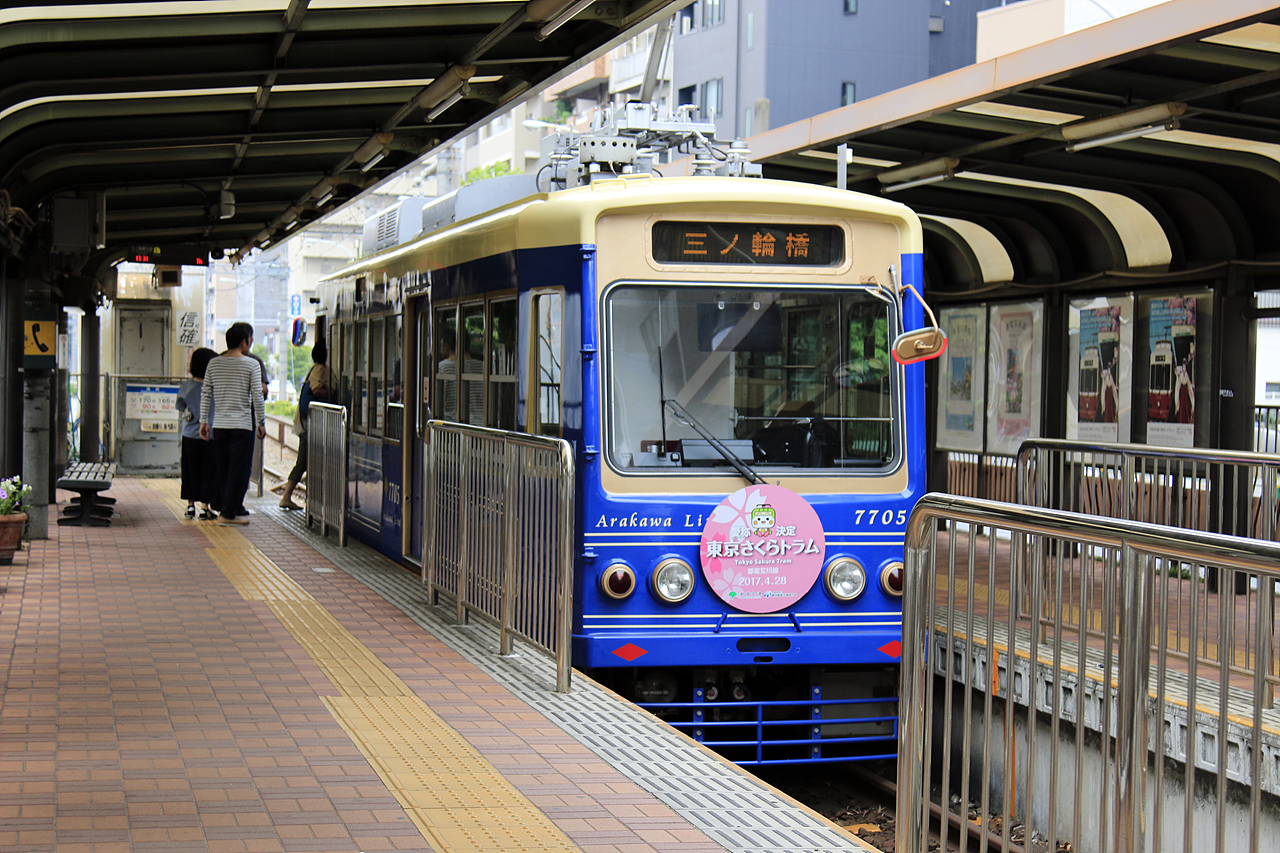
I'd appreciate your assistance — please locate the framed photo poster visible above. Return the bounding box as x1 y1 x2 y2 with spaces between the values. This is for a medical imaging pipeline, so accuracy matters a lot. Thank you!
1067 296 1134 443
936 305 987 451
1136 293 1212 448
986 301 1043 456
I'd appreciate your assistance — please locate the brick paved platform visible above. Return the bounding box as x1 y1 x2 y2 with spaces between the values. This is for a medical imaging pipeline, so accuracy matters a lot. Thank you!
0 478 872 853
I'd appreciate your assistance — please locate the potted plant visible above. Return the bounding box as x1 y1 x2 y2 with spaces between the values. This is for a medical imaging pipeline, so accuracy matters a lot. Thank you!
0 475 32 565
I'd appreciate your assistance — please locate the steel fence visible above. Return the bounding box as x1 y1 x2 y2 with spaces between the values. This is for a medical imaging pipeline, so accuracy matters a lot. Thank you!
424 420 575 693
1017 439 1280 704
305 402 347 545
944 451 1018 502
901 494 1280 853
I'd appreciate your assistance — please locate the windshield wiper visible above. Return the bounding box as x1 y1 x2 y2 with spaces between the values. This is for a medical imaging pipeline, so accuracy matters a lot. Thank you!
663 399 765 486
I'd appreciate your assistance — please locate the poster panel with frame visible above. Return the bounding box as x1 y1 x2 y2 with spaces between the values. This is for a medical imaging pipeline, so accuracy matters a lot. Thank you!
1067 295 1134 443
1136 293 1211 448
936 305 987 452
986 300 1043 457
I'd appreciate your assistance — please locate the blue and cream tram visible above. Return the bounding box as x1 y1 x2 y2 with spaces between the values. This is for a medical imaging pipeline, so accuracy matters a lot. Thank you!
315 106 943 764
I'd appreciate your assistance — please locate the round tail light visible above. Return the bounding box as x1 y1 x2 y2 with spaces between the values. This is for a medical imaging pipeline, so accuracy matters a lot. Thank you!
880 561 904 597
601 564 636 600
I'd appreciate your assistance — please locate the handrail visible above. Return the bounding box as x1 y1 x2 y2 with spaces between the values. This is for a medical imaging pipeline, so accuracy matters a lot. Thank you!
424 420 575 692
305 402 347 545
900 492 1280 853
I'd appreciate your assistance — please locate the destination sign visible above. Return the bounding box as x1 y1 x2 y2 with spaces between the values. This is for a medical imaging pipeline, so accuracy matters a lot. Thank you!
652 222 843 266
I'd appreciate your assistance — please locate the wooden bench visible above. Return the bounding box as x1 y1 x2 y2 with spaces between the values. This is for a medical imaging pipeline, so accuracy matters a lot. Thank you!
57 462 117 527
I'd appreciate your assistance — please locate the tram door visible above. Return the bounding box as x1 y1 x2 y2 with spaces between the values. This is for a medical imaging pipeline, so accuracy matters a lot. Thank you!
408 295 429 563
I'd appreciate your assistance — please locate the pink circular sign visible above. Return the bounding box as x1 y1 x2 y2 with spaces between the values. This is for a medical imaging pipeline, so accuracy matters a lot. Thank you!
700 485 826 613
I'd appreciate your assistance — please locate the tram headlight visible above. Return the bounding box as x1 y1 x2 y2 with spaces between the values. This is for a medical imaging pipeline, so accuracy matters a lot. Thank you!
651 558 695 603
600 563 636 600
824 557 866 602
880 561 905 597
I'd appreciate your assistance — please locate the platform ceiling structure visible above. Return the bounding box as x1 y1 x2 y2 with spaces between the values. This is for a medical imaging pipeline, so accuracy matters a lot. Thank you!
737 0 1280 299
0 0 685 283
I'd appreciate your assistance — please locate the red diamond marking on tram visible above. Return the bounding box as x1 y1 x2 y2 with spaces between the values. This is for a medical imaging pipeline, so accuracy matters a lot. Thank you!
879 640 902 659
613 643 648 662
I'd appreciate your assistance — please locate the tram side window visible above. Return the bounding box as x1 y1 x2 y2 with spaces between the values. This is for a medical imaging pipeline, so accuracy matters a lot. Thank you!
342 324 353 420
389 314 403 405
436 308 458 422
369 318 385 436
488 298 517 430
386 314 404 441
460 304 486 427
533 293 563 437
353 321 368 433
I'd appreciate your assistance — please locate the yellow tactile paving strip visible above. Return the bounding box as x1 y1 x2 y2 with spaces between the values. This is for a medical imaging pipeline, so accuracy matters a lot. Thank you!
146 478 583 853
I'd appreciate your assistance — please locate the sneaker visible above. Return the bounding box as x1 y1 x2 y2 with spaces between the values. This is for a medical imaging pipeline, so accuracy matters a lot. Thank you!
279 499 302 511
199 509 217 520
218 517 250 526
184 506 196 519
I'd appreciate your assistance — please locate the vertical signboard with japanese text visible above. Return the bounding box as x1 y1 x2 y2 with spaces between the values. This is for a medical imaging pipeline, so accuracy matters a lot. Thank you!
1068 296 1133 443
936 305 986 451
986 301 1043 457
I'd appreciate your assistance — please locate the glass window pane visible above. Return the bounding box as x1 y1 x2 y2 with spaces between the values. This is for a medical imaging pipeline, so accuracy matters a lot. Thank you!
605 285 894 471
488 298 518 430
436 308 458 422
353 322 367 432
534 294 563 437
369 318 385 435
460 304 485 427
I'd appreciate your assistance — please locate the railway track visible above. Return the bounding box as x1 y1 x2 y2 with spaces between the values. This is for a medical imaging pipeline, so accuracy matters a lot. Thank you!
758 762 1027 853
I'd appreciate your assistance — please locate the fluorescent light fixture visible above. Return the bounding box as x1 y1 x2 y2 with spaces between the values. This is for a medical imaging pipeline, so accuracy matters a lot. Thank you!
307 176 339 199
877 157 958 192
537 0 594 40
1060 102 1186 143
1065 120 1178 152
354 132 394 164
415 65 476 110
426 83 469 121
253 228 272 244
359 149 388 172
882 173 953 193
315 190 335 207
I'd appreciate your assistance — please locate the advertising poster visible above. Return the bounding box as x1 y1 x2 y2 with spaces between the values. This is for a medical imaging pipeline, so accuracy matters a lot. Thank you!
1146 296 1196 448
987 301 1043 456
1067 296 1133 443
936 306 986 451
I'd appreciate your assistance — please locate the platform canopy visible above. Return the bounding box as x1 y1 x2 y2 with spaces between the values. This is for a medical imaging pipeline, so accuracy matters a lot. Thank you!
0 0 683 272
737 0 1280 297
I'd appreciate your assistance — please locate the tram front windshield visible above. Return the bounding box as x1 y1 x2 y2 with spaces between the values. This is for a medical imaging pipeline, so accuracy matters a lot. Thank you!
606 285 896 473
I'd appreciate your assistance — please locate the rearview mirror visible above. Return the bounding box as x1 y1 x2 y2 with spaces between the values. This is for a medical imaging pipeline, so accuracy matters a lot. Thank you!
892 327 948 365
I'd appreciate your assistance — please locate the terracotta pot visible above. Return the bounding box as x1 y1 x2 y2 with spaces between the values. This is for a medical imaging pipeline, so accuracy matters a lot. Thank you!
0 512 27 565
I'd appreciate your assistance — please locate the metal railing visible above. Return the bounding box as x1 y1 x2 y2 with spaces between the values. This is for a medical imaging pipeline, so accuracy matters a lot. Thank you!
1257 404 1280 453
424 420 575 692
305 402 347 545
901 494 1280 853
1017 439 1280 703
944 451 1018 502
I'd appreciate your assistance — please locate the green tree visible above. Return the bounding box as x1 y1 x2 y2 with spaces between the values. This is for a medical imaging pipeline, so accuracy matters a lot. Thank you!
288 345 312 389
462 160 517 186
